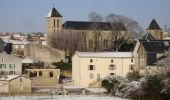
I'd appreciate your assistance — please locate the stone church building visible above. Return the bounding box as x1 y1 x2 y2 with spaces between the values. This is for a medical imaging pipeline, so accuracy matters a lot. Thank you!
133 19 170 75
46 7 130 55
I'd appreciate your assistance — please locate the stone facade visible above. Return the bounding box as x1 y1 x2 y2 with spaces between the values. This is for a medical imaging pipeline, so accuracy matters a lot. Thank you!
24 43 65 63
46 8 130 54
25 69 60 86
64 29 130 52
0 52 22 75
46 8 62 46
12 44 24 56
0 75 31 93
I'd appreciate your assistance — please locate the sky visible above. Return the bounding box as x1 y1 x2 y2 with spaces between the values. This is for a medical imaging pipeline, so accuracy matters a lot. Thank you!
0 0 170 33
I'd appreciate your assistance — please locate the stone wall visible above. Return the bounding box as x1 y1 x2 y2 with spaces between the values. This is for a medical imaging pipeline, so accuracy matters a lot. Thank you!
9 76 32 93
24 43 65 63
26 69 60 86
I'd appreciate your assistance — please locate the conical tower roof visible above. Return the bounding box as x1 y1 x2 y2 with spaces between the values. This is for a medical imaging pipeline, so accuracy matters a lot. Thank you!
46 7 62 17
148 19 161 30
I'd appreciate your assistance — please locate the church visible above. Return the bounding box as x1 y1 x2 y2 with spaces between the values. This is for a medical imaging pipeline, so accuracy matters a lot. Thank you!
46 7 131 55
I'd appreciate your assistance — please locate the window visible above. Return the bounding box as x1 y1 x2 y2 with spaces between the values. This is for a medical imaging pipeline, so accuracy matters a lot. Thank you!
97 74 100 80
103 39 108 48
90 59 93 63
9 64 15 69
89 39 93 48
0 64 6 69
109 65 116 70
9 71 15 75
111 59 113 63
90 73 94 79
110 73 115 75
20 78 22 82
131 59 133 62
129 65 134 70
49 72 53 77
57 19 60 27
103 39 105 47
88 65 95 70
39 71 42 76
106 39 108 48
2 59 3 61
33 71 37 77
54 19 56 27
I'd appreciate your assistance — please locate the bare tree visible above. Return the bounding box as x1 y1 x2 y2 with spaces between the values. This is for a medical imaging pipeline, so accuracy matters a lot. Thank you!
105 13 144 40
88 12 103 22
109 22 129 51
88 12 104 52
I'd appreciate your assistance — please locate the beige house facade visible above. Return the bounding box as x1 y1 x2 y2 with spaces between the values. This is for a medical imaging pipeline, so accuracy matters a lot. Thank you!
72 51 134 87
0 75 31 93
0 52 22 75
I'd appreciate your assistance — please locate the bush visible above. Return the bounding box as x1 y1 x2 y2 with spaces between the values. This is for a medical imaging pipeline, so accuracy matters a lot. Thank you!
101 79 114 93
126 71 141 81
53 62 72 71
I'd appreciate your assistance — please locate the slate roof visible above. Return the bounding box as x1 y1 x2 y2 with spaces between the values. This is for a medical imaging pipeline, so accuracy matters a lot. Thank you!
142 33 156 40
140 40 170 53
148 19 162 30
46 7 62 17
62 21 127 31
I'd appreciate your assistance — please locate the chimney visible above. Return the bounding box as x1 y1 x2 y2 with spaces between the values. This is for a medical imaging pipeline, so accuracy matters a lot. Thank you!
160 32 164 40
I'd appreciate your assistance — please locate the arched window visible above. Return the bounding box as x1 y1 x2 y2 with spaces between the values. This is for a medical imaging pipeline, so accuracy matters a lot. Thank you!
53 19 55 27
106 39 108 48
57 19 60 27
103 39 105 47
89 39 93 48
91 40 93 48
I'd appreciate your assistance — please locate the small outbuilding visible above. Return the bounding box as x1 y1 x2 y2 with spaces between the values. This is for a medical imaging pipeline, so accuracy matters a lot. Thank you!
0 75 31 93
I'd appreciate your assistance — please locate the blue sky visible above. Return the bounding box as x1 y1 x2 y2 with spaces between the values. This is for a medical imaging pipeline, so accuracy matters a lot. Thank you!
0 0 170 33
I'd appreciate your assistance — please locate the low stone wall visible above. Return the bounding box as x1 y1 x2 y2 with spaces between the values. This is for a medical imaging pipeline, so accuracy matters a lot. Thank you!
26 69 60 86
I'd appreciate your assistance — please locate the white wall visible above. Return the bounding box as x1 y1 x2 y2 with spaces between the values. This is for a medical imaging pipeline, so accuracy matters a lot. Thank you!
0 52 22 75
72 54 134 87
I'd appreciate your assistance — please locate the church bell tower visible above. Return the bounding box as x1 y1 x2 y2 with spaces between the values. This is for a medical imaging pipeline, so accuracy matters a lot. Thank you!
46 7 62 46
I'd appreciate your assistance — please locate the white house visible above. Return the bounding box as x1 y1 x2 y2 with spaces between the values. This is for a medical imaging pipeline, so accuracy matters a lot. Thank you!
72 51 134 87
0 52 22 75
